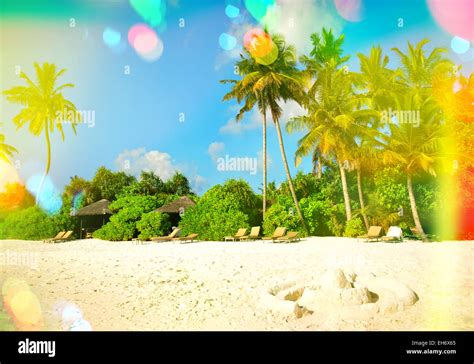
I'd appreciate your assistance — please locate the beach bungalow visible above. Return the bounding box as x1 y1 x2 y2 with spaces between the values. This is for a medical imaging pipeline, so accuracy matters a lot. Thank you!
154 196 195 227
75 199 113 239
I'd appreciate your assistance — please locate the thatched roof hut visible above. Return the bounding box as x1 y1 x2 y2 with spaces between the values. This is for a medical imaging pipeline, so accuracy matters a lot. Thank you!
76 199 113 216
75 199 113 239
155 196 196 214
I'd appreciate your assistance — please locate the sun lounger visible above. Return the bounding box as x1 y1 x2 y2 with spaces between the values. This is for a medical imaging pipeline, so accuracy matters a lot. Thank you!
240 226 261 241
152 228 180 242
224 228 247 241
357 226 383 242
262 227 287 241
173 233 198 243
381 226 403 242
274 231 300 243
43 231 65 243
56 231 73 242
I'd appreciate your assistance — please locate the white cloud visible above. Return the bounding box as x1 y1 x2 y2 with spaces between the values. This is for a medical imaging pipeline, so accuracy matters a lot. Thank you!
207 142 225 161
116 148 177 181
219 108 262 134
278 100 306 125
115 147 207 193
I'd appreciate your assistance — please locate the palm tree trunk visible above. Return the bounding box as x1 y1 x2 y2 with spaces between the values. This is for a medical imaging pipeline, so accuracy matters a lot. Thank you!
357 169 369 230
407 174 427 241
317 157 322 179
274 119 308 233
339 162 352 221
262 111 267 219
36 125 51 204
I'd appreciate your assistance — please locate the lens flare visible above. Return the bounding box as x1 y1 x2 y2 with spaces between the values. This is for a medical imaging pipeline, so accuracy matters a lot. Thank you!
334 0 364 22
2 278 43 330
60 302 92 331
451 36 470 55
103 27 126 54
427 0 474 41
243 28 278 65
129 0 166 28
26 174 62 215
128 24 164 62
219 33 237 51
244 0 275 22
0 160 20 193
225 4 240 18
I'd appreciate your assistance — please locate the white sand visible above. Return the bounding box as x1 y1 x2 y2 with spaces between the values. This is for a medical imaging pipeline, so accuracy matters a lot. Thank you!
1 237 473 331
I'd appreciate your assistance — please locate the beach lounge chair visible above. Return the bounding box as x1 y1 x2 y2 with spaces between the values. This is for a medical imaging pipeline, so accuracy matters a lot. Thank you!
262 227 287 241
152 228 181 242
382 226 403 242
357 226 383 242
224 228 247 241
173 233 198 243
56 231 73 242
240 226 261 241
43 231 65 243
274 231 300 243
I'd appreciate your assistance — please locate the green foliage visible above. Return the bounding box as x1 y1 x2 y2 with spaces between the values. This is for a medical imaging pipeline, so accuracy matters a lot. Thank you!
263 195 302 235
93 195 160 241
165 172 192 196
136 212 171 240
179 179 258 241
87 167 136 202
343 217 366 237
0 206 56 240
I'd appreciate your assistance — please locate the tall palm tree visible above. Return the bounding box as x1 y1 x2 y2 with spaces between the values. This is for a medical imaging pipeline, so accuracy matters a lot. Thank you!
287 62 377 222
352 46 399 229
0 132 17 163
221 59 269 219
3 63 80 203
222 34 308 232
385 40 453 240
289 29 367 222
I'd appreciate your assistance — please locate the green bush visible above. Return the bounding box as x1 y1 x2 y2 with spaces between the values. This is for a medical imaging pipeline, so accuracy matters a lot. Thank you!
179 179 258 240
263 195 302 235
136 212 171 240
343 217 366 237
0 206 57 240
93 195 160 241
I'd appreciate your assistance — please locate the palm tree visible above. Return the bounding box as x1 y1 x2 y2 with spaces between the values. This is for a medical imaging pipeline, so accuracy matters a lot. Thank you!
3 63 80 203
222 33 308 232
0 132 17 163
352 46 399 229
385 40 453 240
287 62 377 222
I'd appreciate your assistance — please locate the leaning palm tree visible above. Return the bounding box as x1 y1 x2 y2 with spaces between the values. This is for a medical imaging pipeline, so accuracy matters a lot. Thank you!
222 34 308 232
3 63 80 203
0 132 17 163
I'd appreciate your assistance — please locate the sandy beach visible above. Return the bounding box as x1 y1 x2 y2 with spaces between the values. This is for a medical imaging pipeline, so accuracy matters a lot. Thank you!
1 237 473 331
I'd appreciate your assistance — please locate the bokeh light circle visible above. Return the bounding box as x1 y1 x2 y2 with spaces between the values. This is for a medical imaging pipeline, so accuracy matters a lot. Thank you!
219 33 237 51
451 36 470 54
427 0 474 41
334 0 364 22
128 24 164 62
129 0 167 28
244 0 275 22
243 28 278 65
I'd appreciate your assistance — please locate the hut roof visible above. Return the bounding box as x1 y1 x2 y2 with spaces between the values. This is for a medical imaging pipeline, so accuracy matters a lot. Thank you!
155 196 196 214
75 199 113 216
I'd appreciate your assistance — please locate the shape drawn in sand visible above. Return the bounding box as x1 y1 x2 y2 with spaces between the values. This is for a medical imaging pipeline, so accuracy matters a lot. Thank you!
260 268 419 318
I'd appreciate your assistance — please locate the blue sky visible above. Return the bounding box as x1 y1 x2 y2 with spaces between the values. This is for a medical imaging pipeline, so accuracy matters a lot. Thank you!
1 0 472 196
